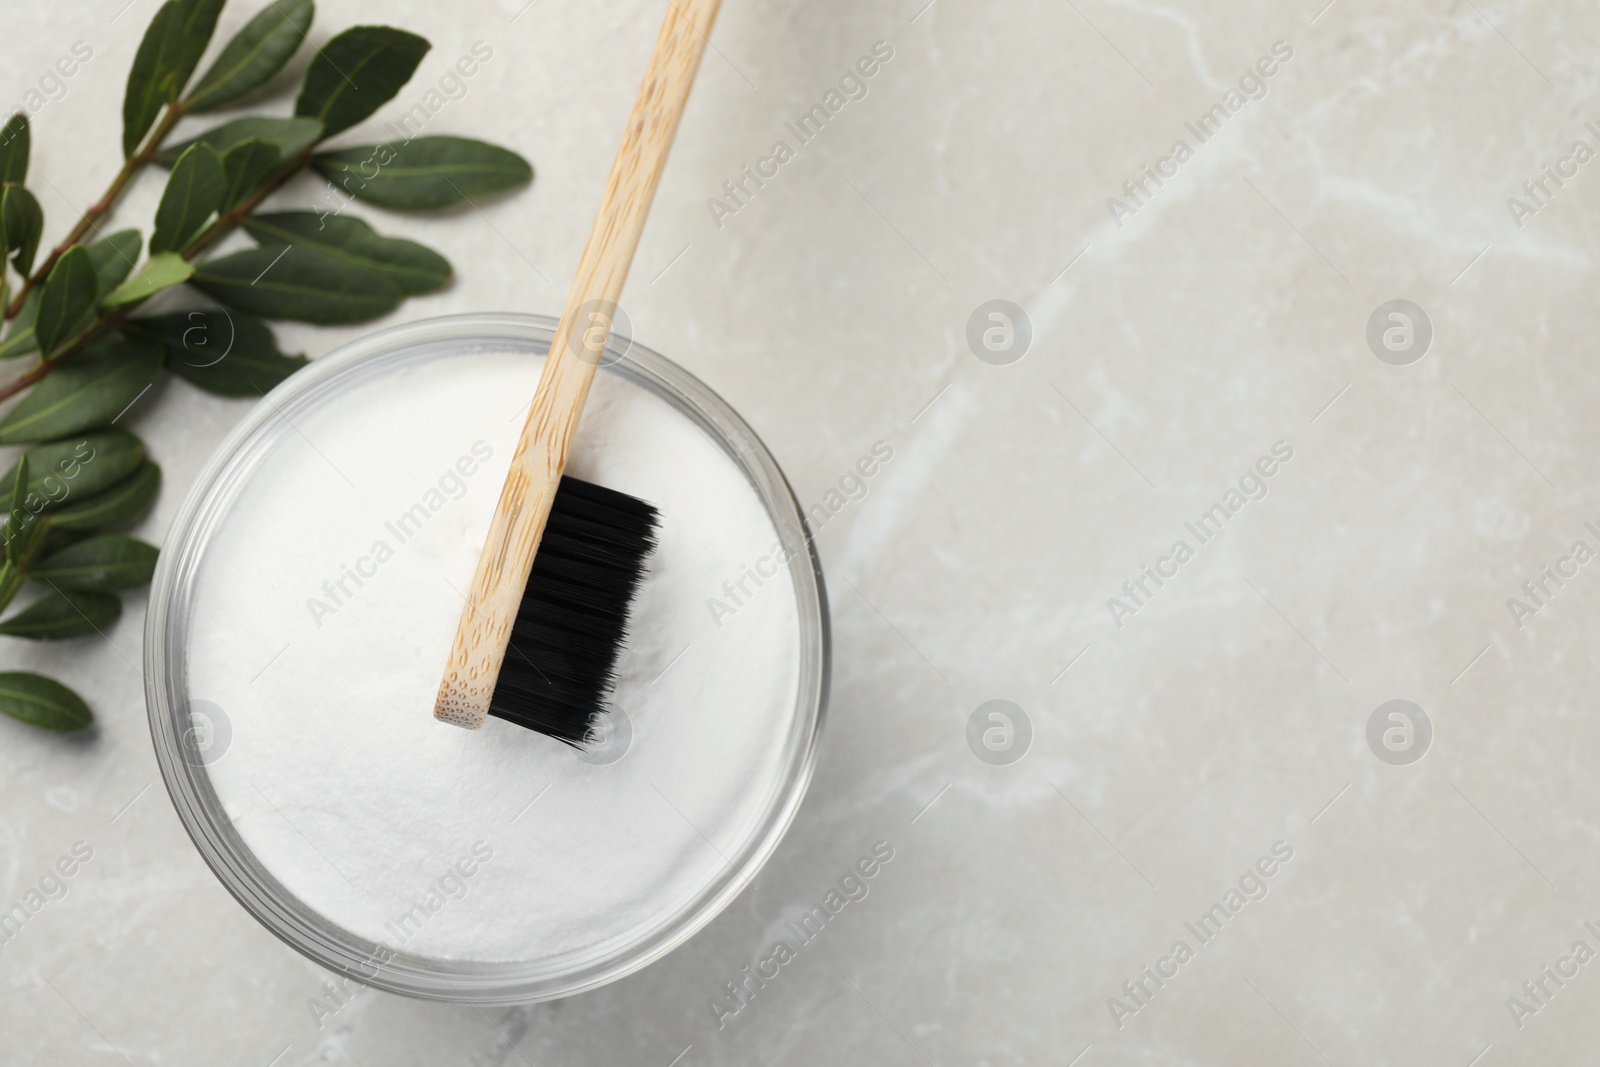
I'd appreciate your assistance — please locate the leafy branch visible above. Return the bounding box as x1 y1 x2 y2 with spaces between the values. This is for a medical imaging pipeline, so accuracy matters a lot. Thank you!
0 0 533 731
4 104 186 320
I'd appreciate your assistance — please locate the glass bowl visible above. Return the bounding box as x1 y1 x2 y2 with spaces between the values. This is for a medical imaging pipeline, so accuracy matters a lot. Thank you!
143 312 829 1004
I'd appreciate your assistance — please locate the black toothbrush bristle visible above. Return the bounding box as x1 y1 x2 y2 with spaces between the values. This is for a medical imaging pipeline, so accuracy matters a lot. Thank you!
487 476 660 744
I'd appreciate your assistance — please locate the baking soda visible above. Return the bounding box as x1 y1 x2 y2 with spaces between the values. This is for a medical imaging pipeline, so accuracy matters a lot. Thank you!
186 347 803 962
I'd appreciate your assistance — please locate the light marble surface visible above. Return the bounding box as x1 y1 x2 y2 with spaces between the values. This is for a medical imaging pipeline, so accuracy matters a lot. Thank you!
5 0 1600 1062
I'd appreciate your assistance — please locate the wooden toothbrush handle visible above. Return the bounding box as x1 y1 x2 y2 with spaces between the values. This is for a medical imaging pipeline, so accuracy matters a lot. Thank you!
435 0 723 728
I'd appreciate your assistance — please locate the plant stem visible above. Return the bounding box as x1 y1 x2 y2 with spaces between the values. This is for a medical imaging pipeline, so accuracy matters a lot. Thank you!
4 103 188 321
0 149 316 406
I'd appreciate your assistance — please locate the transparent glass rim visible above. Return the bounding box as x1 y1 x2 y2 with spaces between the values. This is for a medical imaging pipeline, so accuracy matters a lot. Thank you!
143 312 831 1004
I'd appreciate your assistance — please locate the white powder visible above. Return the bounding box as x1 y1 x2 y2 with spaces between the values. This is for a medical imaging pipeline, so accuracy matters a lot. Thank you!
185 347 803 963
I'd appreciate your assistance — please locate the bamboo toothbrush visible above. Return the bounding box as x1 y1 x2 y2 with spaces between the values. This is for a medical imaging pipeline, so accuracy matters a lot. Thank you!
433 0 722 738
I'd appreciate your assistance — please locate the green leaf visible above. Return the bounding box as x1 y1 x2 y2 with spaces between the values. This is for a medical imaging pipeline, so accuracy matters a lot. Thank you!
102 253 195 307
0 518 46 600
1 509 46 577
2 183 43 276
0 562 22 616
0 672 92 731
2 454 26 523
32 524 91 560
191 244 400 324
131 310 307 395
244 211 450 294
0 335 162 444
46 463 161 532
185 0 315 112
0 589 120 639
0 431 148 514
0 113 28 185
3 233 143 363
313 137 533 211
219 139 281 212
33 246 98 356
87 230 144 299
0 457 42 609
31 535 158 591
150 142 225 254
1 455 36 556
295 26 430 140
0 289 38 359
124 4 184 157
155 116 323 167
123 0 228 156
